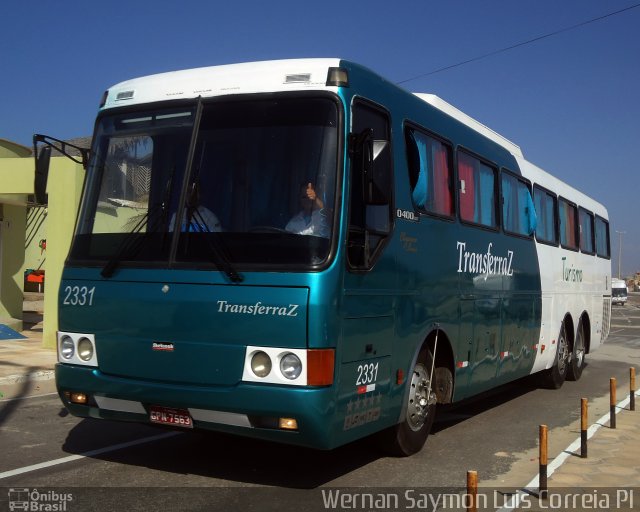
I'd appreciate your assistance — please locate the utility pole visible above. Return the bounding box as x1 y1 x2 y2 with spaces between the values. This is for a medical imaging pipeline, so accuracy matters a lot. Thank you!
616 230 626 279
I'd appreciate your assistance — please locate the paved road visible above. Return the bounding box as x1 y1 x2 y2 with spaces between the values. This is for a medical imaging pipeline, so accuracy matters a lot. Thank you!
1 298 638 510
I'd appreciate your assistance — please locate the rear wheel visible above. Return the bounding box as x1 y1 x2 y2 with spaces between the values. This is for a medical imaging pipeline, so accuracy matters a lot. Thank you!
539 321 570 389
378 348 437 456
567 320 586 381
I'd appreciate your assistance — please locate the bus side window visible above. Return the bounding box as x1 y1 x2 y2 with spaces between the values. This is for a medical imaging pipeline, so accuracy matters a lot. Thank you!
348 100 393 269
404 126 454 217
502 172 536 237
559 198 579 250
534 185 558 245
579 208 595 254
458 151 497 228
595 216 610 258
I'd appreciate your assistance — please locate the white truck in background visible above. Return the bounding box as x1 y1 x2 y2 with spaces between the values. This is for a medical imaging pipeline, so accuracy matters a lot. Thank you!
612 278 628 306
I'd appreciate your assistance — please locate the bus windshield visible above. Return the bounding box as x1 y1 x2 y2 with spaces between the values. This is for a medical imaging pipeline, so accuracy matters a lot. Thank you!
70 95 339 270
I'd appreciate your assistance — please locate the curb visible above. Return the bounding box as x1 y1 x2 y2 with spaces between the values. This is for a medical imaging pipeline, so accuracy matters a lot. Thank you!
0 370 55 385
497 390 639 512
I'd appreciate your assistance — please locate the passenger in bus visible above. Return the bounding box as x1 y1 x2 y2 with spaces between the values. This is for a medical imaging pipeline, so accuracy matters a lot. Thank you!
169 206 222 232
285 182 329 237
168 179 222 232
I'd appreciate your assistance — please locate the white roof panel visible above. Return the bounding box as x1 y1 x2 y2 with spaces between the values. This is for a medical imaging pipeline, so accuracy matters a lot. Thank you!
103 58 342 109
413 93 523 158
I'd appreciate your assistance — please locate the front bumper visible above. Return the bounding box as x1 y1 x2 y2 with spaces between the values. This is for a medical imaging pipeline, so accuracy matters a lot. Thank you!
56 363 338 449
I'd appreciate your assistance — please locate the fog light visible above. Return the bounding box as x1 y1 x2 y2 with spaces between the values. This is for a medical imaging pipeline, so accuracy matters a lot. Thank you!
77 337 94 361
60 336 75 360
280 353 302 380
70 392 88 404
279 417 298 430
251 351 272 378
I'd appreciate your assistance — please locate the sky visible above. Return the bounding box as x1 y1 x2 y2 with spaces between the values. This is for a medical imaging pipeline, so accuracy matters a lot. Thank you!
1 0 638 276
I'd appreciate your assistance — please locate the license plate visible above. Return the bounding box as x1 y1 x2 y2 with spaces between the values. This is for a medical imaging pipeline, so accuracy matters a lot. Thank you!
149 406 193 428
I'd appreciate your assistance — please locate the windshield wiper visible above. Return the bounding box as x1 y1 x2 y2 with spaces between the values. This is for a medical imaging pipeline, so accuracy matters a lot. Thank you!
183 183 243 283
100 210 154 278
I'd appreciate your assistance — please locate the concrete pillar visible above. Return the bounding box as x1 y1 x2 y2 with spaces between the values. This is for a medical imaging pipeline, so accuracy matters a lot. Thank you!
41 158 84 348
0 203 27 330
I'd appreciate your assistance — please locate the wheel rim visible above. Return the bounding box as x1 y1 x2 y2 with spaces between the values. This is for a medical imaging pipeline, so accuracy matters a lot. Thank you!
557 328 570 374
406 363 435 432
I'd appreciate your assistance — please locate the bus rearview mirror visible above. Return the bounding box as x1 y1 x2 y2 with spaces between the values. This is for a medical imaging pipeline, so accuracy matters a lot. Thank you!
34 145 51 205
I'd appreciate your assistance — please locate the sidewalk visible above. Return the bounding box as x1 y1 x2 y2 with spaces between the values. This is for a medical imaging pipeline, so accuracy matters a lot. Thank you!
548 404 640 487
0 296 56 392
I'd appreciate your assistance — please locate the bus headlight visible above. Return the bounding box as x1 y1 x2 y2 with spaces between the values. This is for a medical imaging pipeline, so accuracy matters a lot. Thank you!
251 351 272 378
60 336 75 360
57 332 98 367
280 353 302 380
242 346 333 386
77 337 94 361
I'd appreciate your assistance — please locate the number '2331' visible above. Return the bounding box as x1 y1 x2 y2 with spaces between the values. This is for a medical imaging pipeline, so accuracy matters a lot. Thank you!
62 286 96 306
356 362 378 386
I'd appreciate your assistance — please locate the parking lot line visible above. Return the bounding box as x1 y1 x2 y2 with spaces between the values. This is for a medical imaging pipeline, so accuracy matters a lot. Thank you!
0 431 181 480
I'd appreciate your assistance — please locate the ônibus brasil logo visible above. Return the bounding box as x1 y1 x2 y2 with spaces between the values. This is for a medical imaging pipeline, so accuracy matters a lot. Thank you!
8 488 73 511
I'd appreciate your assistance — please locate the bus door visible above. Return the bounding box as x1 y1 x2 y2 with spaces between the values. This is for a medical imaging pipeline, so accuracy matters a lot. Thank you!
338 98 395 440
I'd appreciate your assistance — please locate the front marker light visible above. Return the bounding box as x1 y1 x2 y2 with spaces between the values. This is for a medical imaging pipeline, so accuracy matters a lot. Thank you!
280 353 302 380
251 351 272 378
307 349 335 386
77 337 94 361
60 336 75 360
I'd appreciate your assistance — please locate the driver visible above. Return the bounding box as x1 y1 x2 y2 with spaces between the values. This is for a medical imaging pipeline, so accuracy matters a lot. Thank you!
285 182 329 238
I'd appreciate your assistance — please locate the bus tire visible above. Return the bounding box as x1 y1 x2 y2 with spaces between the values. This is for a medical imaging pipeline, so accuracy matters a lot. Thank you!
378 348 436 456
567 320 586 381
539 321 570 389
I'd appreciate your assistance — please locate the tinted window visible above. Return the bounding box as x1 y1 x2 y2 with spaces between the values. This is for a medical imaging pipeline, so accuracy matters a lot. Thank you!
501 173 536 236
348 100 392 269
534 186 558 244
405 127 453 216
595 216 610 258
559 198 578 250
458 152 497 228
70 97 340 269
579 208 595 254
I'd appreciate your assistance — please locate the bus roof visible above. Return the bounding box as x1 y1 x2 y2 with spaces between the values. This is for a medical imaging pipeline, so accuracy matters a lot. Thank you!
101 58 343 110
412 93 524 158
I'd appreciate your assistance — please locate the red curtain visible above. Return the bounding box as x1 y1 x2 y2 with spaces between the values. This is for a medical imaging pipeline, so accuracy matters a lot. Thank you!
458 153 475 221
433 144 452 216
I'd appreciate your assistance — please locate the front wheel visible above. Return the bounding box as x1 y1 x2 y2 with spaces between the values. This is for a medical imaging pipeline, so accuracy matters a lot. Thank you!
377 349 437 456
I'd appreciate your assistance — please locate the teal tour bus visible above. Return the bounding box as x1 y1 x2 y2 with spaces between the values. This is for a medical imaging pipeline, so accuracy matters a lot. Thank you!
34 59 612 456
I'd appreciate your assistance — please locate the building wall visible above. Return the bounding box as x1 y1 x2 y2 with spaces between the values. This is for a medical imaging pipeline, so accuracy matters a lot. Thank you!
0 139 31 158
0 203 27 328
24 206 48 278
42 158 84 348
0 156 32 330
0 152 83 346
